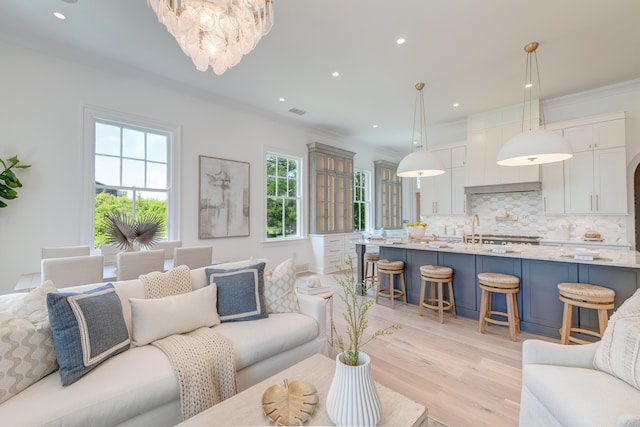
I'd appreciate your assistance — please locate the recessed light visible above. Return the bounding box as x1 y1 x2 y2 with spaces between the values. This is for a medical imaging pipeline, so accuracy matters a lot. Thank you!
332 72 340 77
525 83 533 88
453 103 460 108
53 11 66 20
279 97 285 102
396 38 406 45
372 124 378 128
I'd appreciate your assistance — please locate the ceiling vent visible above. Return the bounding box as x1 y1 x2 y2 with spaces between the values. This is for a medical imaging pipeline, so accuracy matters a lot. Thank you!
288 108 307 116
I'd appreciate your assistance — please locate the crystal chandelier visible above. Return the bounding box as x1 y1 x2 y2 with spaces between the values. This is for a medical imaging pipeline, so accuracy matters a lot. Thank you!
147 0 274 75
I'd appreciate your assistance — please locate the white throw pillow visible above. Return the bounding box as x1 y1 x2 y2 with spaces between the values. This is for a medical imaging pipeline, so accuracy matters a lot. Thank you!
263 258 300 314
0 280 59 403
594 289 640 390
0 280 57 324
139 264 193 299
130 284 220 346
0 314 58 403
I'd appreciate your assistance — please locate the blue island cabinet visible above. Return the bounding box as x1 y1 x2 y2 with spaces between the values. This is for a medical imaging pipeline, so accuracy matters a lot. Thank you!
405 249 438 305
437 252 477 318
520 260 578 337
577 264 640 335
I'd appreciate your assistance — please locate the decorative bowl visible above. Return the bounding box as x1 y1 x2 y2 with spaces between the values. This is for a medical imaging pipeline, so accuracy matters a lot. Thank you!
406 226 427 239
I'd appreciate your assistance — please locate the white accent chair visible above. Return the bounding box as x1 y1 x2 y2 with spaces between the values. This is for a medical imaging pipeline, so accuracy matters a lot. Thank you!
520 339 640 427
116 250 165 281
41 245 90 259
41 255 104 287
173 246 213 269
153 240 182 260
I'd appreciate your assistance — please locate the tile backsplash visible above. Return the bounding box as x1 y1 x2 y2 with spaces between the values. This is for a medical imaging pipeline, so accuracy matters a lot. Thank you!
421 191 628 243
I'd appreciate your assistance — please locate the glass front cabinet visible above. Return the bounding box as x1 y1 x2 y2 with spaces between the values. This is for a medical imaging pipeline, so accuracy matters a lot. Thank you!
308 142 355 234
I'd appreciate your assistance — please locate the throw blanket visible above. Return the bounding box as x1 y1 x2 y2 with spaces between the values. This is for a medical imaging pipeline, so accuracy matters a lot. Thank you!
140 265 193 299
152 327 237 420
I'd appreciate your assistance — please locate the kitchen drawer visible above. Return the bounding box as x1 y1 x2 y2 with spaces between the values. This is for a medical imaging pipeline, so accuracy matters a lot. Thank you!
323 235 345 246
324 245 345 258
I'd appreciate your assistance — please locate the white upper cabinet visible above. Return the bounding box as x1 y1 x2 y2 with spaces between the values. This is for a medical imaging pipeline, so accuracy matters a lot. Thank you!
420 145 466 216
466 103 540 186
561 117 627 214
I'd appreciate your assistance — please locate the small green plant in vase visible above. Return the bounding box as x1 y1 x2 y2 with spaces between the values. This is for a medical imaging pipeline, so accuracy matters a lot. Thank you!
331 256 402 366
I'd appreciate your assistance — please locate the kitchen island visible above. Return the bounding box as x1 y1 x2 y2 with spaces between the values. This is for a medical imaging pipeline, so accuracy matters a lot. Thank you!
354 240 640 339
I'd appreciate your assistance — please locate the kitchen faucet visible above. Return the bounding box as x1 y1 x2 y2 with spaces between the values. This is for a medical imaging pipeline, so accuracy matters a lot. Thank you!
471 214 481 247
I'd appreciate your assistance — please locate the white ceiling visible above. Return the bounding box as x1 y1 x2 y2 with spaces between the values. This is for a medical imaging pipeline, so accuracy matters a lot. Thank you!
2 0 639 154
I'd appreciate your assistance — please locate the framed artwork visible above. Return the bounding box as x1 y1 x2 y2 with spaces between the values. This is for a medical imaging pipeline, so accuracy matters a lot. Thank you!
199 155 250 239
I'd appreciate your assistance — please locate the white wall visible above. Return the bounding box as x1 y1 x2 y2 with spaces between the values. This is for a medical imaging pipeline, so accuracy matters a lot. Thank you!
0 40 398 295
2 37 639 295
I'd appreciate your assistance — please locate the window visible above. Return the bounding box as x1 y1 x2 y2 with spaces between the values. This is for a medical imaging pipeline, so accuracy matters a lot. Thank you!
84 107 180 249
354 169 370 232
265 153 301 239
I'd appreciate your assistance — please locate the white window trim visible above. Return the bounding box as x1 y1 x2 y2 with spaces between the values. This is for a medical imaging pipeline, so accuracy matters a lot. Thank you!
354 168 373 233
82 105 181 247
262 146 305 243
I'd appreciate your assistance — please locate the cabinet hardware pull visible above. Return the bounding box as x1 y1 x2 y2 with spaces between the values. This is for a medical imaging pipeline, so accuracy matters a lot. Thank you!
590 195 593 211
596 194 599 211
544 197 547 212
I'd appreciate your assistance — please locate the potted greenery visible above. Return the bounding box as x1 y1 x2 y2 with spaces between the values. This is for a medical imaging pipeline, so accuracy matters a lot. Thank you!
406 221 427 239
0 155 31 208
327 256 401 426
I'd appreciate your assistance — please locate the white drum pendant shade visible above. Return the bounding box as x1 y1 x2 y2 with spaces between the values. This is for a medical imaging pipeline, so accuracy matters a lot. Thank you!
396 151 446 177
497 129 573 166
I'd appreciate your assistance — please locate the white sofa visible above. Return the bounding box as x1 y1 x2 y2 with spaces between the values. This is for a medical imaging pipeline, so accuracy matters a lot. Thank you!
520 339 640 427
0 263 328 427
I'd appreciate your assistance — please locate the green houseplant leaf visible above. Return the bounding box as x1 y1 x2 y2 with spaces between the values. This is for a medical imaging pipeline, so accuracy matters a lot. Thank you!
0 155 31 208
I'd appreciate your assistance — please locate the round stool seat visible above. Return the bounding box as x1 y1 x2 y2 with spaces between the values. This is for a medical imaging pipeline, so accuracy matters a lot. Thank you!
478 272 521 341
557 282 615 345
365 252 380 261
478 272 520 286
419 265 456 323
558 282 615 300
420 265 453 279
378 259 404 271
375 259 407 309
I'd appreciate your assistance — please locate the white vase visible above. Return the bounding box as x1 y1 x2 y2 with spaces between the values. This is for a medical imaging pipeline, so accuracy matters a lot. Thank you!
326 352 381 426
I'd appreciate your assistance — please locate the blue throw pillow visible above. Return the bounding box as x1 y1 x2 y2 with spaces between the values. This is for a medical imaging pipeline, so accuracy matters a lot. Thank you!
205 262 268 323
46 283 130 386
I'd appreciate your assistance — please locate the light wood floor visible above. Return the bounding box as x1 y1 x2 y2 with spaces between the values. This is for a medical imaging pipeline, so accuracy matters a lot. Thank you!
318 273 555 427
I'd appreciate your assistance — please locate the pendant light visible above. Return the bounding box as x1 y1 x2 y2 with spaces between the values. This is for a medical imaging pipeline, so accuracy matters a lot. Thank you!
497 42 573 166
397 83 446 177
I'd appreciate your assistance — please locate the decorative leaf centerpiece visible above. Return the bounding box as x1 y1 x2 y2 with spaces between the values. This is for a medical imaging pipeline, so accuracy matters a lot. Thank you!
0 155 31 208
262 379 319 426
103 211 165 251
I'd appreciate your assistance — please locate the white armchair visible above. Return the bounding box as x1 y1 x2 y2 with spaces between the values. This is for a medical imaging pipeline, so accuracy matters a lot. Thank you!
520 339 640 427
41 255 104 287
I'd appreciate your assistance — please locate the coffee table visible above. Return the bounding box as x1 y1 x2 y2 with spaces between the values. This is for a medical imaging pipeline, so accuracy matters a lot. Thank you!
177 353 428 426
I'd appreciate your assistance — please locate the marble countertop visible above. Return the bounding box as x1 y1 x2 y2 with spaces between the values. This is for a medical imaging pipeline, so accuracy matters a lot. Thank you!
356 239 640 269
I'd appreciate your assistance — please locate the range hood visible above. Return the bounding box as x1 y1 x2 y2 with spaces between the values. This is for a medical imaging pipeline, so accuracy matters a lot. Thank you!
464 181 541 195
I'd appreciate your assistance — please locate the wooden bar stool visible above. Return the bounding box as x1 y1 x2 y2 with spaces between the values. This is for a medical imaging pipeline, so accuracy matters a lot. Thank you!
375 259 407 309
558 282 615 345
364 252 380 291
478 272 520 341
419 265 456 323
